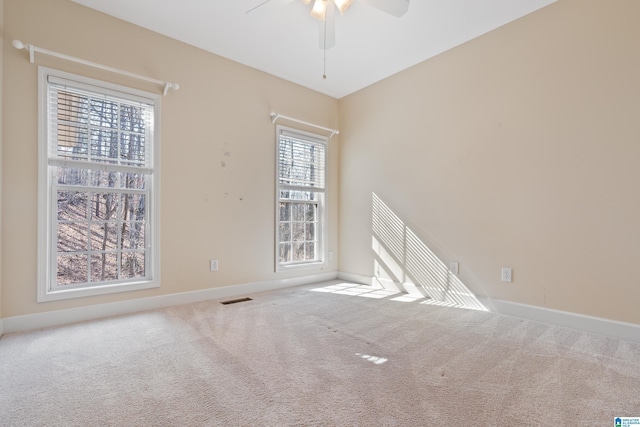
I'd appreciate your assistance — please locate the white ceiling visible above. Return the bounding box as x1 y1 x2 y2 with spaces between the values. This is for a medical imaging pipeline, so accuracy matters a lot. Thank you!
71 0 557 99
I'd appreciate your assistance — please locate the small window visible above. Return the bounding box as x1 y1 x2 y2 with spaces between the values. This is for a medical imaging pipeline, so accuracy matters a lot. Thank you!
38 67 160 301
276 126 327 269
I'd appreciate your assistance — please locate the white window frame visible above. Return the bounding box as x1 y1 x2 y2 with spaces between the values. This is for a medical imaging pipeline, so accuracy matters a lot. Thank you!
275 125 328 271
37 67 161 302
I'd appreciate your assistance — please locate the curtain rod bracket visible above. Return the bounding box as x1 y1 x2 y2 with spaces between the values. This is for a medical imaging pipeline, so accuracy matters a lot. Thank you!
13 39 179 96
163 82 180 96
270 111 339 138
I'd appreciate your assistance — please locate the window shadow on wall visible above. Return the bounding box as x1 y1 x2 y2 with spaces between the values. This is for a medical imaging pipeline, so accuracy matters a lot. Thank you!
371 193 486 311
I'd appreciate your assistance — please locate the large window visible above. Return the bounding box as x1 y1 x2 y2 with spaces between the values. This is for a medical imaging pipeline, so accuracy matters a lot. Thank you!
38 68 160 301
276 126 327 269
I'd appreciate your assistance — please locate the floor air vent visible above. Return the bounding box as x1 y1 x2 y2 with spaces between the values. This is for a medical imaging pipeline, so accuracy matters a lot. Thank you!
220 297 253 305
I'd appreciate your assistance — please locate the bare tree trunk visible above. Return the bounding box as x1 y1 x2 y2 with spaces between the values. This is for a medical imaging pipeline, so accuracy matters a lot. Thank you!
121 193 129 254
94 189 101 219
100 194 111 280
100 173 117 280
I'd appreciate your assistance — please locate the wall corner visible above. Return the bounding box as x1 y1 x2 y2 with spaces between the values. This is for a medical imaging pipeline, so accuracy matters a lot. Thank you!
0 0 5 334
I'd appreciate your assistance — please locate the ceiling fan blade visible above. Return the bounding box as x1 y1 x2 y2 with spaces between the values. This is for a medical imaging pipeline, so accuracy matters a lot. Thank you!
318 1 336 49
246 0 296 15
361 0 409 17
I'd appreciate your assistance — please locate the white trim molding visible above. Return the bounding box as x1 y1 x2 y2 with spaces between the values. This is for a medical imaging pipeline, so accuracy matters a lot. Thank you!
337 271 373 286
488 298 640 344
4 271 639 344
2 272 338 335
337 271 640 343
37 67 162 302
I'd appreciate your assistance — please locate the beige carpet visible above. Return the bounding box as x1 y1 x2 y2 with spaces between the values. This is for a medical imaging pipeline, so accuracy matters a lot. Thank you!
1 280 639 426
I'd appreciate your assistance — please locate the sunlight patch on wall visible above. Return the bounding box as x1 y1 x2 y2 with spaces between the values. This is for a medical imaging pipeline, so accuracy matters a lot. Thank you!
372 193 486 311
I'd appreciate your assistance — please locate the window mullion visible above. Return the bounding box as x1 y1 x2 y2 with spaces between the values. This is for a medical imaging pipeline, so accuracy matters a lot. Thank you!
55 184 146 195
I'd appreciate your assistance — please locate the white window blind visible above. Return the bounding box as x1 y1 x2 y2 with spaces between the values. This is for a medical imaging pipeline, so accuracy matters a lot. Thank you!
47 76 154 174
278 129 326 191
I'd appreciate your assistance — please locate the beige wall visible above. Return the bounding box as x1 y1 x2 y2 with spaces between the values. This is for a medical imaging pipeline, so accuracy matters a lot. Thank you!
3 0 639 328
339 0 640 325
1 0 339 317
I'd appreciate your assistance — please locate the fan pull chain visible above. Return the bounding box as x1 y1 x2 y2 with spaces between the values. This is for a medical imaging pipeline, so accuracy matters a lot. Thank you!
323 50 327 79
322 17 327 79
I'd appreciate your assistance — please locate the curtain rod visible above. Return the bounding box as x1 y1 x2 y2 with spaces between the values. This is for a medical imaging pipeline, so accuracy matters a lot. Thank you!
12 40 179 96
270 112 339 138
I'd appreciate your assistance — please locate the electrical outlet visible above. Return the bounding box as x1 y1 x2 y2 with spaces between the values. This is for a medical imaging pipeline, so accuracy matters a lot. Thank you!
449 261 459 275
501 267 512 282
328 251 334 261
210 259 219 272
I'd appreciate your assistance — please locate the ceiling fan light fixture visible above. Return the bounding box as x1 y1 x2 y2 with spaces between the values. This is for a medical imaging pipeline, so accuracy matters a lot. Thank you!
310 0 328 20
334 0 353 14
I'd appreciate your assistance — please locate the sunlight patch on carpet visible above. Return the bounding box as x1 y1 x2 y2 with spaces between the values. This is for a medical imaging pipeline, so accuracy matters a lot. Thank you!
390 294 425 303
356 353 388 365
311 282 488 311
311 283 400 299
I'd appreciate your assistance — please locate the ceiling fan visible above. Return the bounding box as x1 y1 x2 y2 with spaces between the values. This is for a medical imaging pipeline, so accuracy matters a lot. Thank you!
247 0 410 50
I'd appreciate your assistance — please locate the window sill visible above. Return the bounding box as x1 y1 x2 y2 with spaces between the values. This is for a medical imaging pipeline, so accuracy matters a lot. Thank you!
276 260 326 273
37 279 160 303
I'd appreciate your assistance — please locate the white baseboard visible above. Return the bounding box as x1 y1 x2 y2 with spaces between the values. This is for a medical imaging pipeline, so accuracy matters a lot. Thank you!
2 272 338 335
489 298 640 343
5 270 639 344
337 271 372 286
337 271 640 343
